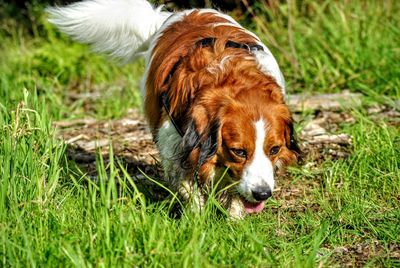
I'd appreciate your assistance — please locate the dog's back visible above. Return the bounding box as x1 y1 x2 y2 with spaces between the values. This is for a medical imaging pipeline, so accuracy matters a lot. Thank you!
142 9 268 130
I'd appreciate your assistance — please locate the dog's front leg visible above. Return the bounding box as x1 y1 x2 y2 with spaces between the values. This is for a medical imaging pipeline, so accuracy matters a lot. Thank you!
178 179 206 213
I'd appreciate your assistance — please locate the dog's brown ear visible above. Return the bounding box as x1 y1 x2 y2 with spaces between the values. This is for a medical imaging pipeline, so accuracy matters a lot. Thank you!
179 119 220 169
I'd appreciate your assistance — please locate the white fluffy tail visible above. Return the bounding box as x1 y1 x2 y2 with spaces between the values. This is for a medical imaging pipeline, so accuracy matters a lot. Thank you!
46 0 171 62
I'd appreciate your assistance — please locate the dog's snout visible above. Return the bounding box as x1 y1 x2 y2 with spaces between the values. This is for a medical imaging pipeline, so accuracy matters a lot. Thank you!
251 187 272 201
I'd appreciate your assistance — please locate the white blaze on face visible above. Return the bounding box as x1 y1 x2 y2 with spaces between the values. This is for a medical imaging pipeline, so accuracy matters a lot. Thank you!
237 120 275 202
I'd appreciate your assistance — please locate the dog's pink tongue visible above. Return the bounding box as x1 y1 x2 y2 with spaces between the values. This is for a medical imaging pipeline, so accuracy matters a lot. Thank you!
242 200 265 213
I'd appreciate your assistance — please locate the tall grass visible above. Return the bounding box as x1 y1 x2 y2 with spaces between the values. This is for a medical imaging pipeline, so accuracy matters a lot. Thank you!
244 0 400 99
0 0 399 266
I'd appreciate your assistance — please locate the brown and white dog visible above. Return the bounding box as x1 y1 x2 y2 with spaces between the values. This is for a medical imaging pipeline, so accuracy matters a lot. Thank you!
48 0 300 218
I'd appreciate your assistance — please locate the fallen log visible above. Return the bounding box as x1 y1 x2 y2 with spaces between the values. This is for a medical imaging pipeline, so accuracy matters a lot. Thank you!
288 90 362 112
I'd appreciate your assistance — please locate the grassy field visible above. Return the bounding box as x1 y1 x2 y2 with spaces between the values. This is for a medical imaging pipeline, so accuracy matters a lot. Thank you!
1 0 399 267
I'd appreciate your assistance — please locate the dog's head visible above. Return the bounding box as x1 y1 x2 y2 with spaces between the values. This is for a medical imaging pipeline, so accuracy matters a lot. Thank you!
177 64 300 214
215 90 300 213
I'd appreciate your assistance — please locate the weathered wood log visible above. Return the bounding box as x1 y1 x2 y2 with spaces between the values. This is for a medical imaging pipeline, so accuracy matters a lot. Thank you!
288 90 362 112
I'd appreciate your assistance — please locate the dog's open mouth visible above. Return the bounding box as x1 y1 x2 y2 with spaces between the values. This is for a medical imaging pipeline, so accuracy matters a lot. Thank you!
240 198 265 214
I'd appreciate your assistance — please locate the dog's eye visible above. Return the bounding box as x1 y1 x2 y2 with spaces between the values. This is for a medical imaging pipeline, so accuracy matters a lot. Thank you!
230 148 247 158
269 146 281 156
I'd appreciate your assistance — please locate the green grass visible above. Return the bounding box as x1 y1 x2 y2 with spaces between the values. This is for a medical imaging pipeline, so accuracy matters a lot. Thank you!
1 1 399 267
244 0 400 99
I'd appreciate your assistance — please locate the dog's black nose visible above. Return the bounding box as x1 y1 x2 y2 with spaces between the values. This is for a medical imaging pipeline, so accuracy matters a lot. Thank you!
252 187 272 201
